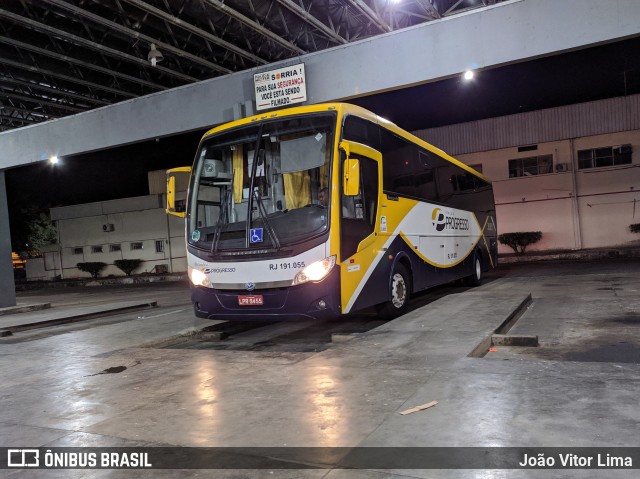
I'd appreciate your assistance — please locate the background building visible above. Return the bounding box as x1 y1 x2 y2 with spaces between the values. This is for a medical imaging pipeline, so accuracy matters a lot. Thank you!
417 95 640 254
26 171 188 280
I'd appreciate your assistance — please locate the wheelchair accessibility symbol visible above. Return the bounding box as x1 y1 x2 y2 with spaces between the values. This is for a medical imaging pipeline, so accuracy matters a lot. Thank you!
250 228 263 243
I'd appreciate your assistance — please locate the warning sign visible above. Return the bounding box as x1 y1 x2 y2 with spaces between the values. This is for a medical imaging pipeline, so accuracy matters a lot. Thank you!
254 63 307 111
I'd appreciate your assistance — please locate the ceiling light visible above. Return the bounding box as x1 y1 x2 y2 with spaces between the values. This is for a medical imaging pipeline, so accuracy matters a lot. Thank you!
463 70 475 81
148 43 164 67
49 155 59 165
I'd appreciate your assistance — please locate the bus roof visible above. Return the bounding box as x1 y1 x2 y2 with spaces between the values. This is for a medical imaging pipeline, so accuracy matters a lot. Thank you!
201 102 491 184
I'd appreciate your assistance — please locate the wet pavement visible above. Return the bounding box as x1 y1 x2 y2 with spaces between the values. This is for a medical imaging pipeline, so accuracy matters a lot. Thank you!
1 260 639 478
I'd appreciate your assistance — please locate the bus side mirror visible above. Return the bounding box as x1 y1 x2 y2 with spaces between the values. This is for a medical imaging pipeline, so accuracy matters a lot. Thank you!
166 166 192 218
343 158 360 196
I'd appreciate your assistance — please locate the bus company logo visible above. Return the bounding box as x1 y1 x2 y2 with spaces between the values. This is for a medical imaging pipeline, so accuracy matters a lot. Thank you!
204 267 236 274
432 208 470 232
432 208 446 232
245 282 255 291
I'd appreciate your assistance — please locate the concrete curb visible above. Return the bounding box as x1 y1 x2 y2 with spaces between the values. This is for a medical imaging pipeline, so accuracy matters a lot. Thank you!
499 247 640 264
0 303 51 317
0 301 158 335
15 274 188 291
467 293 533 358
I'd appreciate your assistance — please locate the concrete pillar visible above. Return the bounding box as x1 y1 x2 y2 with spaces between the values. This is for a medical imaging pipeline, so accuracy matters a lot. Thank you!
0 170 17 307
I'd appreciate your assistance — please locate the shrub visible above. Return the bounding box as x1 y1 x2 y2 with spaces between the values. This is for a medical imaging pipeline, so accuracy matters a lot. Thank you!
498 232 542 255
114 259 143 276
630 224 640 234
77 262 107 279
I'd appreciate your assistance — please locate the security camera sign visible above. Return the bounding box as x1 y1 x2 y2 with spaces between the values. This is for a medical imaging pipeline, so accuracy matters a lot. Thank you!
254 63 307 111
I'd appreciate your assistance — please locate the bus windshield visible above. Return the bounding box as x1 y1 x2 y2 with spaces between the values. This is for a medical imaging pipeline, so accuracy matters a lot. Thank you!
188 113 335 253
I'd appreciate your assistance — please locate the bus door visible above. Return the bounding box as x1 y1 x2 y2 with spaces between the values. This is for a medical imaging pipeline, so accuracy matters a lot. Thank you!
338 141 383 313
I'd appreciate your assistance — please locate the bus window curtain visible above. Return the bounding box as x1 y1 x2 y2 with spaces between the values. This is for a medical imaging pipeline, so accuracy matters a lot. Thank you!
320 164 329 189
232 146 243 203
284 172 310 209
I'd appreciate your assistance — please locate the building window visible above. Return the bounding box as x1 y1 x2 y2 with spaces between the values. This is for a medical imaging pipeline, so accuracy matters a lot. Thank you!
578 145 632 169
155 240 165 253
72 247 83 255
109 244 121 252
91 245 103 254
508 155 553 177
130 242 143 250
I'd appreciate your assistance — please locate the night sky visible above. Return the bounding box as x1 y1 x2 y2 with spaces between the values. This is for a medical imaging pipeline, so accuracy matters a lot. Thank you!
5 36 640 249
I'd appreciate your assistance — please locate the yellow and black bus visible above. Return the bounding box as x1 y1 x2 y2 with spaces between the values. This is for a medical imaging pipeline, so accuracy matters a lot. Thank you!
167 103 497 320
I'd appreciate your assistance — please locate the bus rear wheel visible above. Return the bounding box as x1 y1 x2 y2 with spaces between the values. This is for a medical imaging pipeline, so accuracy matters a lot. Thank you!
377 263 411 319
464 253 482 287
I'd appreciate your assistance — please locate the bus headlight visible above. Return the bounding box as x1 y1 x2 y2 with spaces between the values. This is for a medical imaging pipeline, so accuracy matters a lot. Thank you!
293 255 336 285
189 267 209 287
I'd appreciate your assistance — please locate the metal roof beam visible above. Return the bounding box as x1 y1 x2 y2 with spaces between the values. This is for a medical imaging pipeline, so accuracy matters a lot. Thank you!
0 36 166 91
346 0 392 33
0 114 42 125
120 0 267 65
274 0 347 44
0 76 111 105
42 0 232 75
0 105 55 119
0 8 198 83
0 57 136 98
413 0 442 19
202 0 306 55
0 91 84 113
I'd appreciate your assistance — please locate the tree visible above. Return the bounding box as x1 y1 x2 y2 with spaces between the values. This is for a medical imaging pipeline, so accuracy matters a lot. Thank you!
498 232 543 255
77 262 107 279
114 259 142 276
13 209 58 259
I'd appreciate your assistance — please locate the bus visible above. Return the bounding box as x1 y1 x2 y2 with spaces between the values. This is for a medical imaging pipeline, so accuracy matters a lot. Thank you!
166 103 497 320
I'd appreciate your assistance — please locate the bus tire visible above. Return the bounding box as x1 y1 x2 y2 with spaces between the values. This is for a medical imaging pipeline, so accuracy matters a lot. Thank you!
464 252 482 287
377 263 411 319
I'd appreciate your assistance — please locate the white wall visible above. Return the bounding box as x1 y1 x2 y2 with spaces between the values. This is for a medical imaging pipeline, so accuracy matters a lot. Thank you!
457 131 640 253
28 194 188 280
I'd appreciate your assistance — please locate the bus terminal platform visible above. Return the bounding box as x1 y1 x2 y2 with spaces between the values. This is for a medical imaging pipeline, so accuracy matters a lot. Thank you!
1 259 639 477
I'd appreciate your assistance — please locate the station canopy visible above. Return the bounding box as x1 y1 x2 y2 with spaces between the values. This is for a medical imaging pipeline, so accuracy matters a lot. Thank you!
0 0 506 132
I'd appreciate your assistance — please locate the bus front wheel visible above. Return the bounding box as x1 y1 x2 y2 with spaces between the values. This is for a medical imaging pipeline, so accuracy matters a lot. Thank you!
377 263 411 319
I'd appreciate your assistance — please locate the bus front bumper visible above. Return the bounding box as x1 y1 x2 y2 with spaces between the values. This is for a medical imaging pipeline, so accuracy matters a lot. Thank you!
190 268 341 320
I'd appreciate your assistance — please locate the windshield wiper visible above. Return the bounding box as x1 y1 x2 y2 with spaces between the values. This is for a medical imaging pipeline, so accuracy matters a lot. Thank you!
211 188 230 255
252 189 281 250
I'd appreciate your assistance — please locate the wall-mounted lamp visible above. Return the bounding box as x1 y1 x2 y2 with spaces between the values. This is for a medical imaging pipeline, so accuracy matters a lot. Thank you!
148 43 164 67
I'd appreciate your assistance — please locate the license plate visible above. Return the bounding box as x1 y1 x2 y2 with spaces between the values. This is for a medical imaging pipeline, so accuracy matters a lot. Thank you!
238 295 264 306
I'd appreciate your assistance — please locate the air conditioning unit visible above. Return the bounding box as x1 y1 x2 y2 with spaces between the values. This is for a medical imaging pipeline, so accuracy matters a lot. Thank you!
102 223 115 232
555 163 570 172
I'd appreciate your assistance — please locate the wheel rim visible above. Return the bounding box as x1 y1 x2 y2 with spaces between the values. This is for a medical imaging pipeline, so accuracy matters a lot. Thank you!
391 272 407 308
475 258 481 281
